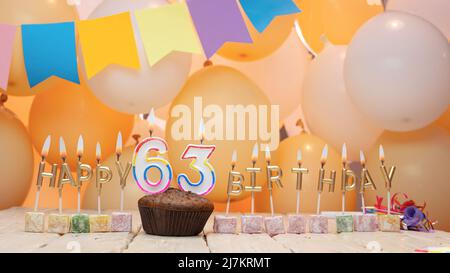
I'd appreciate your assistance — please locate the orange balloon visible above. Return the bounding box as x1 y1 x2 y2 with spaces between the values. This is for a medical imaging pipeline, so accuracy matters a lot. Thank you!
295 0 383 53
435 106 450 132
365 126 450 231
255 132 357 214
0 100 34 209
0 0 78 96
217 13 296 61
28 81 134 169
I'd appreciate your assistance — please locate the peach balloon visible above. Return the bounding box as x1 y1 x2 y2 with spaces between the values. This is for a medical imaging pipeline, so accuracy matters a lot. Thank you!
217 12 296 62
28 81 134 169
365 126 450 231
0 97 34 209
0 0 78 96
255 132 356 214
294 0 382 54
166 65 273 202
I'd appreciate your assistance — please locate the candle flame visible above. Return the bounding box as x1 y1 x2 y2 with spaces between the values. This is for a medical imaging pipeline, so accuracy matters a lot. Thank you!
96 142 102 162
320 144 328 165
41 135 51 158
199 118 205 142
116 131 123 156
251 143 259 163
360 150 366 166
265 145 271 163
59 137 67 159
231 150 237 166
296 149 302 164
342 143 347 164
379 144 385 162
77 135 84 157
147 108 155 134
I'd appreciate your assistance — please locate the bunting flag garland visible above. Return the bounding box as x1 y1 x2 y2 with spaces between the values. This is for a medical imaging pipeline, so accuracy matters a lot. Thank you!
21 22 79 88
135 2 202 66
239 0 301 33
186 0 252 59
77 12 140 79
0 24 16 91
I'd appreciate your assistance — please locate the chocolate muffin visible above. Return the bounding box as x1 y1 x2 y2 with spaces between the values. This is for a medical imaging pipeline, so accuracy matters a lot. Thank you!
138 188 214 236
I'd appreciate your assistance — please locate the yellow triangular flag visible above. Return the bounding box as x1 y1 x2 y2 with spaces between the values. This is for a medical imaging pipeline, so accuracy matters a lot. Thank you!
135 2 202 66
77 12 140 79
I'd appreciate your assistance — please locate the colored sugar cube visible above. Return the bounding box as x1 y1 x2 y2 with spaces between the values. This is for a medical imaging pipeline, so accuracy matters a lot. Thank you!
71 214 90 233
24 212 45 233
378 214 401 232
111 212 132 232
336 215 354 233
241 215 264 234
309 215 328 234
287 214 307 234
264 215 285 236
213 215 237 234
47 214 71 234
354 214 378 232
89 215 111 233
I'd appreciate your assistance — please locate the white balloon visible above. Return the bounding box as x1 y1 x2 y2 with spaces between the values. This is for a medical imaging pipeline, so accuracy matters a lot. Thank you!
302 43 383 160
190 30 311 120
82 0 192 114
344 11 450 132
387 0 450 38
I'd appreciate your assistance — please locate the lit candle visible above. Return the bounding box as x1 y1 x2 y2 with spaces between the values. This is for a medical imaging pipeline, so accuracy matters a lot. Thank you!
225 150 244 215
316 144 336 215
379 145 396 215
265 145 283 217
245 143 262 214
96 142 113 215
291 149 309 214
57 137 76 215
341 143 356 214
147 108 155 137
360 150 377 214
115 131 132 212
34 135 56 212
76 135 92 214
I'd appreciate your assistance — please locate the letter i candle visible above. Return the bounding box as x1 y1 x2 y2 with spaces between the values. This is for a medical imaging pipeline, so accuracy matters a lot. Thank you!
47 137 74 234
354 150 378 232
89 142 112 233
287 149 308 234
71 135 92 233
25 135 56 233
111 131 133 232
335 144 356 233
310 145 336 234
263 145 285 236
213 150 243 234
241 143 263 234
378 145 401 232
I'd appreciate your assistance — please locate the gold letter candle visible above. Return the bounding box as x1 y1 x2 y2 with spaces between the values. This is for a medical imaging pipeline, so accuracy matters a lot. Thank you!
359 150 377 214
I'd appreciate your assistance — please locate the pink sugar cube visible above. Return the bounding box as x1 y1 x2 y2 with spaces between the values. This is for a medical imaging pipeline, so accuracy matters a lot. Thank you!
309 215 328 234
354 214 378 232
264 216 285 236
111 212 132 232
287 214 307 234
241 215 264 234
213 215 237 234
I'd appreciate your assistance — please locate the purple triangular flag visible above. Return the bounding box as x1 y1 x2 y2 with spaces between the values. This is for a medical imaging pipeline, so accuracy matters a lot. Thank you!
187 0 252 58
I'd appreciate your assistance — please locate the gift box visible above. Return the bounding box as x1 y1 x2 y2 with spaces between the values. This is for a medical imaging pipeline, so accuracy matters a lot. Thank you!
354 214 378 232
241 215 264 234
24 212 45 233
47 214 71 234
378 214 401 232
111 212 132 232
264 215 285 236
89 215 111 233
336 215 354 233
71 214 90 233
309 215 328 234
213 215 237 234
287 214 307 234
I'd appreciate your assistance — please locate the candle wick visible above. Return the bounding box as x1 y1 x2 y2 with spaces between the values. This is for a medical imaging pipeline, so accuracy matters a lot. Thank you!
149 130 153 137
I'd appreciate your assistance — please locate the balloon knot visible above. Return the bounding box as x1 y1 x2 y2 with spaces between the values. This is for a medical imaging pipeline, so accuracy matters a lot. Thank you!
0 93 7 106
203 60 213 67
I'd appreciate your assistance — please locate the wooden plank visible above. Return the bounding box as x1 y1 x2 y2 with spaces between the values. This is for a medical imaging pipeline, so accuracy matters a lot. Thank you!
0 232 60 253
207 233 291 253
126 231 210 253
